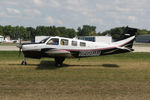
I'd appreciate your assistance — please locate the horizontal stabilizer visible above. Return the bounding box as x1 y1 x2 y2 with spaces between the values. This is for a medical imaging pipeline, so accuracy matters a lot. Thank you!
117 46 134 52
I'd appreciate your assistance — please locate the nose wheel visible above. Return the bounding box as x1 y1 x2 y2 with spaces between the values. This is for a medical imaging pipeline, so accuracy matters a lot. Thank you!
21 58 27 65
55 57 65 67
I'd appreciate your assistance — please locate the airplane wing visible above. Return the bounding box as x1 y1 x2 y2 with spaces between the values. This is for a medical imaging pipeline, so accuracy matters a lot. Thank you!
44 49 72 57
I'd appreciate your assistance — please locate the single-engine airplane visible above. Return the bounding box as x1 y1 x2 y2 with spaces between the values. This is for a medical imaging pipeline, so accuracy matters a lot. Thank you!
17 27 137 67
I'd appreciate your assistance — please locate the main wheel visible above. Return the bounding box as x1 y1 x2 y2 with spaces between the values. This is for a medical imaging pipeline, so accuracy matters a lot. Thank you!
55 63 62 67
55 57 65 67
21 61 27 65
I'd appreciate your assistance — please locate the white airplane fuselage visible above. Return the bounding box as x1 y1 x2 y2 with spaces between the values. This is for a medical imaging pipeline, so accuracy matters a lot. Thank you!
17 27 137 66
21 36 135 59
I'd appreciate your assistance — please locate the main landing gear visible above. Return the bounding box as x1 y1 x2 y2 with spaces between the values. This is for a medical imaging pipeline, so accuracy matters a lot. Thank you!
55 57 65 67
21 57 27 65
21 57 65 67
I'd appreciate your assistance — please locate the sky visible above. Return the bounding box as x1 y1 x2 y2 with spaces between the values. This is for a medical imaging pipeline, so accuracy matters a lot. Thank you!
0 0 150 32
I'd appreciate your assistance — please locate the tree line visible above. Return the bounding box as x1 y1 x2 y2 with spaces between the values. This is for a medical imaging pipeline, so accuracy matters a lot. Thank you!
0 25 100 41
0 25 149 41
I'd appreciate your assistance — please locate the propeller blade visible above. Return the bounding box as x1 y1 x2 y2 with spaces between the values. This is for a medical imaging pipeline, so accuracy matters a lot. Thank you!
17 44 22 57
18 47 21 57
17 38 22 57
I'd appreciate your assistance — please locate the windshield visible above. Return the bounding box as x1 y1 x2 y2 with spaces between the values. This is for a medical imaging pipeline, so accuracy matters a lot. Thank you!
39 37 50 43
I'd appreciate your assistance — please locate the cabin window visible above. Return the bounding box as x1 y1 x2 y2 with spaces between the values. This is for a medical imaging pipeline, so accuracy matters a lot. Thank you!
72 41 77 46
80 42 86 47
61 39 68 45
47 38 59 45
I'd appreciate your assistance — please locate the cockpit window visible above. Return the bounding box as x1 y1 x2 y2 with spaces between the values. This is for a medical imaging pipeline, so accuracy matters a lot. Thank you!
47 38 59 45
39 37 49 43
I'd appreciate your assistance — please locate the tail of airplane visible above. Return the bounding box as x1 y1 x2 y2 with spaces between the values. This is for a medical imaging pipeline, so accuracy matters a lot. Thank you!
117 26 137 48
103 27 137 55
117 26 137 40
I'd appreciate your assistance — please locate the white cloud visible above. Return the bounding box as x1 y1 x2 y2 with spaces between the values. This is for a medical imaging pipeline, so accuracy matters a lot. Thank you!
7 8 20 14
56 20 63 25
0 0 150 31
33 0 44 7
0 11 5 17
115 0 149 13
46 16 54 24
128 16 137 23
48 0 61 8
46 16 63 25
96 3 112 11
64 0 92 15
65 0 87 8
115 7 130 12
90 18 103 24
24 9 41 16
4 1 18 5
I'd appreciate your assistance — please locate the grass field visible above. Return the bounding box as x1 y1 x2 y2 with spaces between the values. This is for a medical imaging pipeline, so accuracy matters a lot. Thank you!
0 51 150 100
0 43 19 46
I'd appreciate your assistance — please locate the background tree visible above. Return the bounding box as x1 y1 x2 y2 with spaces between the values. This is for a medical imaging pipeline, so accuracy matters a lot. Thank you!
136 29 150 35
3 25 13 38
35 26 43 36
66 28 77 38
0 25 150 41
19 26 28 40
26 27 36 41
101 27 125 40
0 25 3 36
48 26 57 36
77 25 97 36
57 27 67 37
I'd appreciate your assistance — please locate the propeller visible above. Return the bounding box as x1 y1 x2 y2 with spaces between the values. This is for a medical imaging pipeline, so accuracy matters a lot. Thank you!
17 38 22 57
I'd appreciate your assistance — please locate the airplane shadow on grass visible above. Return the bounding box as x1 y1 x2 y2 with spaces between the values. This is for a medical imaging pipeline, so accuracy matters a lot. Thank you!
36 60 94 70
36 61 62 70
36 60 120 70
102 64 120 68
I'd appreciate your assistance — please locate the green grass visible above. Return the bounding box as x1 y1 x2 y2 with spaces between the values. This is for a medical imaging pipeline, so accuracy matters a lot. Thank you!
0 43 19 46
0 51 150 100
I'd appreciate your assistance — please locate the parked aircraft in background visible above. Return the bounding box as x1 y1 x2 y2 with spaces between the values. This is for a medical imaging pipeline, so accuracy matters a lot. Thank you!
4 38 19 43
17 27 137 67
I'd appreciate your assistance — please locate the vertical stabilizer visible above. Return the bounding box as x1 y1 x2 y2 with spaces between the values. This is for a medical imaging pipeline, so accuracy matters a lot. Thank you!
117 26 137 41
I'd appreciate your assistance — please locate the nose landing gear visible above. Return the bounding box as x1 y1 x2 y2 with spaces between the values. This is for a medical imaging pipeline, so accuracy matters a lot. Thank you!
21 58 27 65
